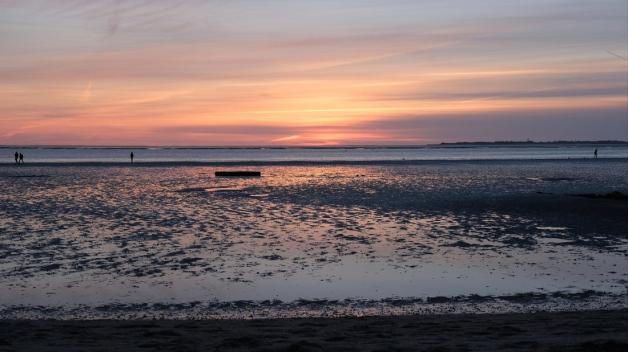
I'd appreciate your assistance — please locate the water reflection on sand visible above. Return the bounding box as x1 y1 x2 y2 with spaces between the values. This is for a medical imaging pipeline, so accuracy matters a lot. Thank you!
0 160 627 318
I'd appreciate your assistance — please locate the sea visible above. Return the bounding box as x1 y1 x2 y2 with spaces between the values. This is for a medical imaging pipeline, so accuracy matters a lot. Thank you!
1 144 627 164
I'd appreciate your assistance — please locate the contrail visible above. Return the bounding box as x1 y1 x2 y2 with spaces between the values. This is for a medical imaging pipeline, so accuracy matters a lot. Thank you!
603 51 628 142
605 50 628 62
608 50 628 141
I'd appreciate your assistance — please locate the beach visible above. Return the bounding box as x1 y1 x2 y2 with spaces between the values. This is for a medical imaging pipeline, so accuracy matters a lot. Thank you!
1 154 627 349
1 156 627 316
3 0 627 349
1 309 627 351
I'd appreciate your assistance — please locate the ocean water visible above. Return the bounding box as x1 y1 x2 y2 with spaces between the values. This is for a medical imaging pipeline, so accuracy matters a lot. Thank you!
1 157 627 318
1 144 627 163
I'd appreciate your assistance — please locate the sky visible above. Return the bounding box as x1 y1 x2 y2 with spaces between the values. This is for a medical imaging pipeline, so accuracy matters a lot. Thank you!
0 0 627 146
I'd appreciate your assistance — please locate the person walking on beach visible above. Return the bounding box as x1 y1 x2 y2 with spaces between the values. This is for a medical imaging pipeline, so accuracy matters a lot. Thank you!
19 153 24 164
14 151 18 165
130 152 134 163
594 148 598 159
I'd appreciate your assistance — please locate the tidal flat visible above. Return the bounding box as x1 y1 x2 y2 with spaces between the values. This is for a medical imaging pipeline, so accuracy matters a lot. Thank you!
0 159 626 319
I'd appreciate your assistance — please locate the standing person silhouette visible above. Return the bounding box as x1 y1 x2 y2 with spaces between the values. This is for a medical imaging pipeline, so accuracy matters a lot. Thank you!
594 148 598 159
14 151 18 164
19 153 24 164
130 152 134 163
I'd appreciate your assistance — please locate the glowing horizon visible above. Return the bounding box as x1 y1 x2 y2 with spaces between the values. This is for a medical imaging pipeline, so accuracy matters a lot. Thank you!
1 0 627 146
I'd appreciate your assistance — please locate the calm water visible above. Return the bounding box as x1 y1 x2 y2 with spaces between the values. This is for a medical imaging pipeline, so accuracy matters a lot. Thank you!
2 145 627 163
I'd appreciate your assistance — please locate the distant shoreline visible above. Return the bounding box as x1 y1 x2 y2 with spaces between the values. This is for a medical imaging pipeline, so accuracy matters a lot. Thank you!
438 140 628 146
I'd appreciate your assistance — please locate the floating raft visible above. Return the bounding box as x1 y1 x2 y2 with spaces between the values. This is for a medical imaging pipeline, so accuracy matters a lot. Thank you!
215 171 261 177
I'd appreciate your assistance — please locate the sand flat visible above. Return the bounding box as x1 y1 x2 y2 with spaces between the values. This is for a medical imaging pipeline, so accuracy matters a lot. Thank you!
1 309 627 351
1 160 627 316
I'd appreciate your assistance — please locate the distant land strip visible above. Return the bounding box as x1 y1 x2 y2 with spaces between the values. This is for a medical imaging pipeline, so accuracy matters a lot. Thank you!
438 140 628 146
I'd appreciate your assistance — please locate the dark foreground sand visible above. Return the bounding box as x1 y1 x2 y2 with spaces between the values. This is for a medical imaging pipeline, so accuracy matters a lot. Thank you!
1 310 627 351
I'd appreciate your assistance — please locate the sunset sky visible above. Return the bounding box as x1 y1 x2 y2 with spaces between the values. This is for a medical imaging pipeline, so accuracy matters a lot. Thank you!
1 0 627 146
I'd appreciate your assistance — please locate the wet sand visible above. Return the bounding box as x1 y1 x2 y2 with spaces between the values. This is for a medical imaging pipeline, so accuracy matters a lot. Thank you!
1 309 627 351
1 160 627 317
1 160 627 350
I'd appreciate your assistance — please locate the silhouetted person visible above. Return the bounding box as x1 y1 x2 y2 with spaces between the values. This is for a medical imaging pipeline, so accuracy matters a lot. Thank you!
130 152 134 163
594 148 598 159
19 153 24 164
14 151 18 164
